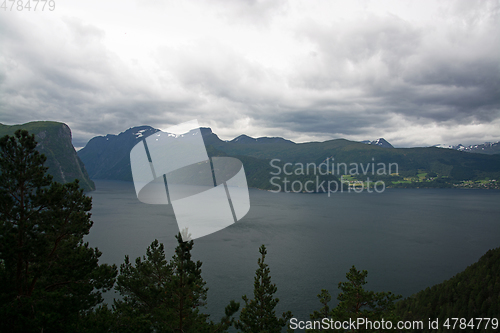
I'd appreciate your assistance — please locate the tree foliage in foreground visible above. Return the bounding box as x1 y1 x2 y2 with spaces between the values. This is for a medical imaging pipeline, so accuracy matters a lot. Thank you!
0 130 117 333
235 244 293 333
308 266 401 332
113 234 239 332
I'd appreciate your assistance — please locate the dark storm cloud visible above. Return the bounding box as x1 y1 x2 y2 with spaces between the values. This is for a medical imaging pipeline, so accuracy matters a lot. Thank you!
152 2 499 144
290 8 500 130
0 14 201 146
0 0 499 147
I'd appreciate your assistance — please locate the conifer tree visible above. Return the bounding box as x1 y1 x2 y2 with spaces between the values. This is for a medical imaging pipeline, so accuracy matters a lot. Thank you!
236 245 293 333
170 234 208 331
114 234 239 332
113 239 171 332
309 289 332 326
308 266 401 332
0 130 117 332
333 266 401 323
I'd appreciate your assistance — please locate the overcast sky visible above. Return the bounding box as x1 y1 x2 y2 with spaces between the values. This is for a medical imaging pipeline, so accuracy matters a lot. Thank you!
1 0 499 148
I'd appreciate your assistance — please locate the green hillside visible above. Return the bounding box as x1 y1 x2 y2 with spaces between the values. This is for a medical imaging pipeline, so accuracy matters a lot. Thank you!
78 126 500 190
396 247 500 332
204 134 500 186
0 121 95 191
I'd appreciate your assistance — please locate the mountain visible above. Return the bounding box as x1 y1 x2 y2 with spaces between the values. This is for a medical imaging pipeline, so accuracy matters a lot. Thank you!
77 125 160 181
0 121 95 191
361 138 394 148
230 134 295 145
78 125 500 189
207 135 500 182
78 126 225 181
78 126 341 191
434 141 500 155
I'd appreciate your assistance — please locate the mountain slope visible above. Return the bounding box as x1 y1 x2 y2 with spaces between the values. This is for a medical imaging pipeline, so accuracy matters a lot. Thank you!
78 126 341 191
78 126 500 187
396 247 500 327
78 126 234 181
435 142 500 155
0 121 95 191
77 125 159 181
210 137 500 181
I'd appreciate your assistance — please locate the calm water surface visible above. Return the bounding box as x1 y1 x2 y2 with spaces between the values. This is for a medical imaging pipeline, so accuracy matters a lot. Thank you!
85 180 500 322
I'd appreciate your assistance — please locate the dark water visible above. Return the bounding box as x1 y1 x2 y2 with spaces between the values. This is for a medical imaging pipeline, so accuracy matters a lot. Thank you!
85 180 500 322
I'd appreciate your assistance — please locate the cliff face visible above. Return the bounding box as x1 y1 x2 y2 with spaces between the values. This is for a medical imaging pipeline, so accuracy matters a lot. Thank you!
0 121 95 191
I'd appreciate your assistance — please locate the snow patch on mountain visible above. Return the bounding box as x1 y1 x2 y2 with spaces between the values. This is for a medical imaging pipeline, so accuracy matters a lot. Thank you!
361 138 394 148
432 141 500 154
135 129 147 138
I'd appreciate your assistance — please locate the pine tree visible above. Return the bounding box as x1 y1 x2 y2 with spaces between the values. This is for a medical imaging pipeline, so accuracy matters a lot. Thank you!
0 130 117 332
307 289 333 332
236 245 293 333
169 234 209 331
308 266 401 333
113 239 171 332
114 234 239 332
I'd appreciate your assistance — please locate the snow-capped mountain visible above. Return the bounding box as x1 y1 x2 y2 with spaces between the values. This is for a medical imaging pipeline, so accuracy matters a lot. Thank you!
77 126 225 180
433 142 500 155
77 126 159 180
77 126 500 188
361 138 394 148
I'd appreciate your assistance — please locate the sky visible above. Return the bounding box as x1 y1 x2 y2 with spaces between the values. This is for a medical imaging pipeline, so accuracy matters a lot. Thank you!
0 0 499 148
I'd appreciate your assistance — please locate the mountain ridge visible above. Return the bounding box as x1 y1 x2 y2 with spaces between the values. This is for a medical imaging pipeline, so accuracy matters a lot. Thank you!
78 125 500 189
433 141 500 155
230 134 295 145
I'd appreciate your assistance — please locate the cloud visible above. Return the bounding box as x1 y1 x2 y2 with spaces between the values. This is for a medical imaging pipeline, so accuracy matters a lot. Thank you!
204 0 289 27
0 0 498 148
0 13 200 146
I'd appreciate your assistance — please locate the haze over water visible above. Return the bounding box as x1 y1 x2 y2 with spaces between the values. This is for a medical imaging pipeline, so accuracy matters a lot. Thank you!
86 180 500 322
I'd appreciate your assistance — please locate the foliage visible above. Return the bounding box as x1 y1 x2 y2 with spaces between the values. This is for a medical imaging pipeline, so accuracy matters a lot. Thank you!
0 130 116 333
396 247 500 332
235 245 293 333
308 266 401 332
114 234 239 332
